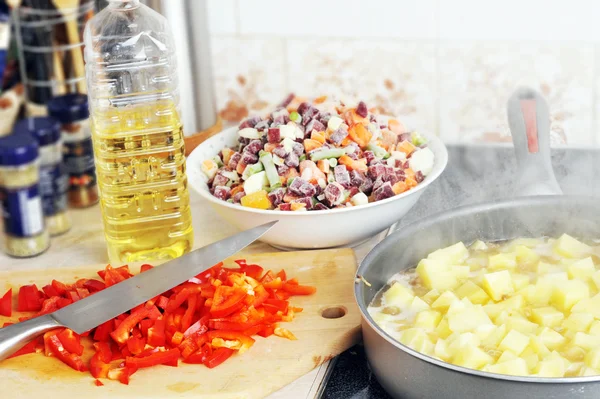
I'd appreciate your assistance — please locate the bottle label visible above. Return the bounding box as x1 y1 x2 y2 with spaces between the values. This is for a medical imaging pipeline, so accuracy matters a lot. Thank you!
62 134 97 191
0 185 44 237
39 164 69 216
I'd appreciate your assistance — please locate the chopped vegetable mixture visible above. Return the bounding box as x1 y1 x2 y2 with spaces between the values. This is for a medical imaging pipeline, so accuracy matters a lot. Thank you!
202 95 435 211
0 261 316 385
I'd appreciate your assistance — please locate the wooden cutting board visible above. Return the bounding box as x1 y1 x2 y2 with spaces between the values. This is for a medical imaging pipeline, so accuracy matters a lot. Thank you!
0 249 361 399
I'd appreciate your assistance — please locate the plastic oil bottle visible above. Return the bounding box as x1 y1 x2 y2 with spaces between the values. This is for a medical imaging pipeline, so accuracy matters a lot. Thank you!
83 0 193 263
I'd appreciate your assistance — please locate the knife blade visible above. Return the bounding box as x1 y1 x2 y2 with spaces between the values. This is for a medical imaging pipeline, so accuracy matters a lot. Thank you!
0 221 277 361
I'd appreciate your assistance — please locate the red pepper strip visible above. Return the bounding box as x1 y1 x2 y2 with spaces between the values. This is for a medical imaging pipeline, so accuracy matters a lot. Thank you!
262 278 283 290
283 283 316 295
83 279 105 292
165 288 192 312
125 348 180 369
210 286 247 318
57 329 83 356
258 325 275 338
127 335 147 355
140 264 154 273
147 319 166 347
56 297 72 309
274 290 291 301
37 296 61 316
108 364 138 385
104 267 126 287
200 286 216 298
110 307 151 344
242 265 264 280
276 269 287 281
264 298 289 313
287 278 299 285
93 342 112 363
181 294 197 333
47 335 87 372
43 329 62 356
42 284 59 298
171 331 184 346
206 330 255 353
8 339 38 359
178 337 198 359
139 319 154 337
204 347 235 369
75 288 90 299
183 344 212 364
195 262 224 283
0 288 11 317
243 324 264 336
90 352 111 378
251 285 269 308
183 315 209 338
93 320 113 342
51 279 69 296
17 285 43 312
156 295 169 310
67 291 80 302
94 379 104 387
208 318 260 331
260 270 276 284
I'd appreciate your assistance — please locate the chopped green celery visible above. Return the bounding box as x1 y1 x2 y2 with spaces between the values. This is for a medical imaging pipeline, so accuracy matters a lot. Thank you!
242 162 264 180
327 173 335 183
290 111 301 123
226 199 234 203
221 170 239 182
213 156 224 168
310 148 345 161
259 151 282 189
411 131 427 146
299 154 307 162
366 143 389 159
342 190 351 202
273 154 285 166
287 177 296 187
328 158 338 167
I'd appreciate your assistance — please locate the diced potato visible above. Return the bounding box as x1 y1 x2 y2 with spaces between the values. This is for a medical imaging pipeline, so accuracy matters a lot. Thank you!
515 245 540 265
571 294 600 318
585 348 600 369
447 332 481 354
488 253 517 270
414 337 435 356
414 310 442 330
482 270 514 301
563 346 586 363
538 327 566 350
580 366 599 376
509 238 544 249
550 280 590 312
483 295 524 321
529 336 551 357
416 259 459 291
399 328 428 349
435 318 453 339
470 240 488 251
511 273 530 291
474 324 497 341
592 271 600 291
410 297 430 313
589 321 600 336
495 310 510 325
383 282 414 307
434 339 451 361
431 291 459 311
427 242 469 264
496 350 518 363
455 281 490 305
422 289 441 304
482 325 507 348
571 332 600 351
499 330 530 355
549 351 571 371
370 311 395 325
530 306 565 327
523 353 539 372
450 265 471 280
563 313 594 334
536 261 560 275
453 344 494 370
536 358 565 377
447 305 493 333
505 316 539 335
555 234 592 259
487 358 529 376
567 257 595 280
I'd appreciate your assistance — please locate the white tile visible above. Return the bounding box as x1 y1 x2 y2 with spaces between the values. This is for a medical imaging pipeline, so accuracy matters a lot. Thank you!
439 0 595 41
210 37 289 122
287 39 438 135
207 0 238 34
439 41 595 146
239 0 437 39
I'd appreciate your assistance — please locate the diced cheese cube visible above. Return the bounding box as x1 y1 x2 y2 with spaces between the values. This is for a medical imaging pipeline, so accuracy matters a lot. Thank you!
550 280 590 312
536 358 565 377
515 245 540 265
422 289 441 304
455 281 490 304
416 259 459 291
563 313 594 334
571 332 600 350
431 291 459 311
496 350 518 363
452 345 493 370
499 330 530 355
585 348 600 369
414 336 435 356
435 318 453 339
538 327 566 350
434 339 451 361
530 306 565 327
549 351 571 372
488 253 517 270
555 234 592 259
382 282 414 307
487 358 529 376
567 257 595 280
410 297 430 313
414 310 442 330
511 273 530 291
482 325 507 348
427 242 469 264
447 305 493 333
482 270 514 301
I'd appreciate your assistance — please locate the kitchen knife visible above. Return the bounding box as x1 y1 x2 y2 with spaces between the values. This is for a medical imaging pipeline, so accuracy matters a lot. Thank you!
0 221 277 361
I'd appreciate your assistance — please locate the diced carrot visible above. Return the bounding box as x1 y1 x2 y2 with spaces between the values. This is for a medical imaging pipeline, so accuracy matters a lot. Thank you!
236 162 247 175
338 155 368 173
317 159 330 174
314 95 327 104
264 143 277 153
344 109 368 126
404 168 417 188
397 140 416 156
388 119 406 135
283 167 299 181
392 181 408 195
310 131 326 144
290 203 306 211
348 124 372 149
303 139 322 153
340 136 352 146
230 185 245 197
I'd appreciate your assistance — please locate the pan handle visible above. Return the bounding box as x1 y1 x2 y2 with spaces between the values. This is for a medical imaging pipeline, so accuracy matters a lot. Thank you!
507 87 562 196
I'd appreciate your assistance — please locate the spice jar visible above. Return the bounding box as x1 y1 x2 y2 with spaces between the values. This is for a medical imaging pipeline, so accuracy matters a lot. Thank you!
0 133 50 257
14 117 71 236
47 94 98 208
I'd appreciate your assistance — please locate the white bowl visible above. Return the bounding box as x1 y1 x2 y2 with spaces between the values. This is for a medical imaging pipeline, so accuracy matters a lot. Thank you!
187 126 448 250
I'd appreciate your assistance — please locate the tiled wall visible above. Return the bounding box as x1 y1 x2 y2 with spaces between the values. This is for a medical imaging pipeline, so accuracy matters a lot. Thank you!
206 0 600 146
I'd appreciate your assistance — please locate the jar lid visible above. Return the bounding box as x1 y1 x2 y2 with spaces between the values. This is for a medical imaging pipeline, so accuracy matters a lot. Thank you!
0 133 39 166
47 94 89 123
13 117 61 146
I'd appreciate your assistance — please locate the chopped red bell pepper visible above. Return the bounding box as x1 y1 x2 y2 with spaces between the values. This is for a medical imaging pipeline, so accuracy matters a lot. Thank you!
257 325 276 338
83 279 105 292
94 379 104 387
90 352 111 379
51 279 69 296
108 364 138 385
8 338 39 359
42 284 59 298
17 285 43 312
183 344 212 364
127 335 147 355
37 296 61 316
0 288 12 317
155 295 169 310
178 336 198 359
56 297 72 309
47 335 87 372
262 278 283 290
125 348 180 369
93 342 112 363
57 329 84 356
264 298 289 313
139 319 154 337
204 347 235 369
207 330 255 353
171 331 184 346
67 291 80 302
181 294 197 333
93 320 113 342
140 264 154 273
276 269 287 281
210 286 246 318
147 319 166 347
183 315 209 338
111 307 151 344
242 264 264 280
283 283 316 295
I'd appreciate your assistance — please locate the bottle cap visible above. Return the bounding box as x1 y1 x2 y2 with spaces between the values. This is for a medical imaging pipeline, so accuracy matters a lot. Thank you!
13 117 61 146
0 133 39 166
47 94 89 123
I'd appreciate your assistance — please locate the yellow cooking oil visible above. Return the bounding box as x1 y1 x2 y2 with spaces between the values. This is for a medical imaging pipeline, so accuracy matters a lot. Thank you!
91 101 194 264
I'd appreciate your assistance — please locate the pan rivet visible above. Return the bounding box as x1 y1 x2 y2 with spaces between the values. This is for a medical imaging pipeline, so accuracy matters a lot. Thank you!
321 306 347 319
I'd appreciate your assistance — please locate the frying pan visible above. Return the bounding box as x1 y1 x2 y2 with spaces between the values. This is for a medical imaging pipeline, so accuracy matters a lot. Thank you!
355 87 600 399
